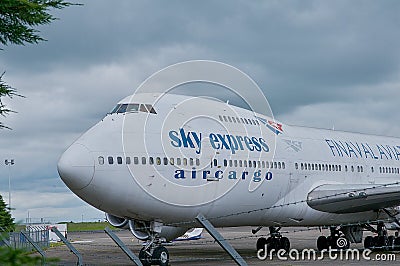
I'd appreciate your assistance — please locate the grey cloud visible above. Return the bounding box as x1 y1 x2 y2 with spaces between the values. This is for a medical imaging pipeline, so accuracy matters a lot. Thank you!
1 0 400 222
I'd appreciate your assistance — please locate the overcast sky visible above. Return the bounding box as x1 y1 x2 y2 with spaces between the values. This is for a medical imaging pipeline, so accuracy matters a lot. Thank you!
1 0 400 223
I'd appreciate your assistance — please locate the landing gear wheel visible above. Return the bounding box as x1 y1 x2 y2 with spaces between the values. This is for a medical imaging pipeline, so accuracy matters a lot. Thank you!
364 236 374 249
152 246 169 266
394 237 400 251
317 236 328 251
256 237 268 251
139 247 152 266
387 236 395 250
280 237 290 253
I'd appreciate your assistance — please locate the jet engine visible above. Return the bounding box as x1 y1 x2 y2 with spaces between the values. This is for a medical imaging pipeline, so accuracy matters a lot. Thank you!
106 213 187 241
105 213 129 229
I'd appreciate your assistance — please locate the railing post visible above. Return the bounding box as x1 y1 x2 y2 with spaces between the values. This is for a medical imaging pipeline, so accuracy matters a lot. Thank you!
51 227 83 266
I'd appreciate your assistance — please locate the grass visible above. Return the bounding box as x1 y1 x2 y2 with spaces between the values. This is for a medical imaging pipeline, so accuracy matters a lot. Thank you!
65 222 116 232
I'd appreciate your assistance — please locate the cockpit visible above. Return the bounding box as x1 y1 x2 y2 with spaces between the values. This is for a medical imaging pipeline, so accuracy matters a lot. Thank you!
110 103 157 114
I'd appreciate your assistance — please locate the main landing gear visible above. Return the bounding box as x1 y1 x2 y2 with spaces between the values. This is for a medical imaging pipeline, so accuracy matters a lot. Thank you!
364 222 400 251
138 227 169 266
256 227 290 254
317 226 350 251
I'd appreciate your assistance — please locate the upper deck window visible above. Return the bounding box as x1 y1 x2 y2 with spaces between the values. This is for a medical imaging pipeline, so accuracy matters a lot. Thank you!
110 103 157 114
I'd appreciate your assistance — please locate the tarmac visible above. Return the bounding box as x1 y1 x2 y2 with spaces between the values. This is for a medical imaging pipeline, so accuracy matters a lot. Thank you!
44 227 400 265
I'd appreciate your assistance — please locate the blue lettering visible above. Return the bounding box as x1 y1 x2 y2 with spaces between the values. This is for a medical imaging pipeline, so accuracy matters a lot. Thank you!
174 170 185 179
325 139 337 156
259 138 269 152
244 137 254 151
209 133 220 149
252 137 262 152
169 130 181 147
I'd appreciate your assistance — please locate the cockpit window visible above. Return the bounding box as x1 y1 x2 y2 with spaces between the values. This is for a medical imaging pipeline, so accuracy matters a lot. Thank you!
145 104 157 114
117 104 128 113
110 103 157 114
126 104 139 112
139 104 148 112
110 104 121 114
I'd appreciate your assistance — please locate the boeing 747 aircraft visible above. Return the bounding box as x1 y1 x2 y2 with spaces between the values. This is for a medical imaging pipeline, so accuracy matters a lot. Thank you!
58 92 400 265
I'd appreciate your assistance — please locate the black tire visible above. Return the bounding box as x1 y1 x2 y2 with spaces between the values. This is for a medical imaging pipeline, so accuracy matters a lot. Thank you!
256 237 268 252
317 236 328 251
376 236 386 248
152 246 169 266
280 237 290 253
394 237 400 251
364 236 374 249
373 236 380 248
387 236 395 250
139 247 152 266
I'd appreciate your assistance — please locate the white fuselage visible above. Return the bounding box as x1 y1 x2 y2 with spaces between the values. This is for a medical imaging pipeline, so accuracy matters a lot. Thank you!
58 93 400 228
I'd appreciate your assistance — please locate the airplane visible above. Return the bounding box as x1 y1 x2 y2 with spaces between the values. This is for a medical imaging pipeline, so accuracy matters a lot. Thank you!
58 92 400 266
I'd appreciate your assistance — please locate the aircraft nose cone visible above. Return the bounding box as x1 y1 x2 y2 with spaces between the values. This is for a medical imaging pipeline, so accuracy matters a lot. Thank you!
58 143 94 190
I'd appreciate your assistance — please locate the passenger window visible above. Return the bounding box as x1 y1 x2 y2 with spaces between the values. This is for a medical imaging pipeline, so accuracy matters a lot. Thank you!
149 157 154 165
126 157 131 164
223 116 228 122
351 166 354 172
98 156 104 165
190 158 194 166
219 115 223 121
145 104 157 114
253 161 256 168
177 158 181 165
134 157 139 164
266 161 269 168
108 156 114 164
262 161 265 168
213 159 217 167
240 118 245 123
232 117 236 123
163 157 168 165
224 159 227 167
278 162 281 169
282 162 285 169
236 117 240 123
239 160 242 167
117 157 123 164
295 163 298 170
304 163 307 170
371 166 374 173
156 157 161 165
142 157 146 164
234 160 238 167
183 158 187 166
244 160 247 167
196 158 200 166
228 116 232 122
229 160 233 167
170 158 174 165
248 161 252 168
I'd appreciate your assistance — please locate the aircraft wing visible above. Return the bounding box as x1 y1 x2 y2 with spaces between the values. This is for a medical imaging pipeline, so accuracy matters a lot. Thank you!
307 183 400 214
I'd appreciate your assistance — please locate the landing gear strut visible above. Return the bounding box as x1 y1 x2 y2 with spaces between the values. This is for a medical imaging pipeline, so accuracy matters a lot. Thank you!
317 226 350 251
138 222 169 266
256 227 290 254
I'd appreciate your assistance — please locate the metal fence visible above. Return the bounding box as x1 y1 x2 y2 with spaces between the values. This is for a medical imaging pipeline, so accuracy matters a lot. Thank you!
2 226 50 252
